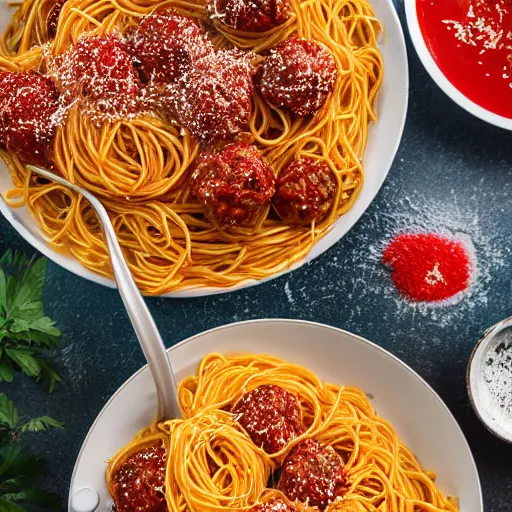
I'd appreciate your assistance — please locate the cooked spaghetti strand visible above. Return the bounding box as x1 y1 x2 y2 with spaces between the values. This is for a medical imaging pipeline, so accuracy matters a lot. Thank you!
1 0 382 294
107 354 459 512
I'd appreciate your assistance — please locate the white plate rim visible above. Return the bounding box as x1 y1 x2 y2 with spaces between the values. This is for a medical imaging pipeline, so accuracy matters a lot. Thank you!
68 318 483 511
404 0 512 131
0 0 409 298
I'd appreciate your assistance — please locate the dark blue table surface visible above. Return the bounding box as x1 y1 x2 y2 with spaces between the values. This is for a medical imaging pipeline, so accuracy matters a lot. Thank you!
1 1 512 510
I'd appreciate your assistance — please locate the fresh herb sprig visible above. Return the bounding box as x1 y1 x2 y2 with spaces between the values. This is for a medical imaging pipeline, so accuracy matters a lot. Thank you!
0 393 63 512
0 251 61 391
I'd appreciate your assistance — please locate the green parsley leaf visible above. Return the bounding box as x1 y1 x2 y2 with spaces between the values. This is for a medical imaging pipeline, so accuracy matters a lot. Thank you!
0 477 24 493
10 316 60 340
0 269 6 318
0 252 61 390
0 497 25 512
0 446 22 481
0 251 29 270
0 449 43 481
6 257 46 321
0 396 62 511
3 351 40 379
36 360 61 393
1 491 26 502
16 487 60 510
0 396 17 430
0 359 14 383
20 417 63 434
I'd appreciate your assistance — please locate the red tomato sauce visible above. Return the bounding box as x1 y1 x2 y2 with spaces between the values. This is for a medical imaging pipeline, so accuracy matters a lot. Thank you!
416 0 512 119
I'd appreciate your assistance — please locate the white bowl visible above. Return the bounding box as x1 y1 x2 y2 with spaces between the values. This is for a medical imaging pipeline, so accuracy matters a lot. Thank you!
405 0 512 130
69 319 482 512
467 316 512 443
0 0 408 297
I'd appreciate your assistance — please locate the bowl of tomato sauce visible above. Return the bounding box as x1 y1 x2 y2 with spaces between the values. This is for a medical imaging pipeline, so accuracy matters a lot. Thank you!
406 0 512 130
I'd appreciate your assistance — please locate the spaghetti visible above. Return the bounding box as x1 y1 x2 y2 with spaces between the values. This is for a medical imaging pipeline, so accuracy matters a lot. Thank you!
106 354 459 512
0 0 383 295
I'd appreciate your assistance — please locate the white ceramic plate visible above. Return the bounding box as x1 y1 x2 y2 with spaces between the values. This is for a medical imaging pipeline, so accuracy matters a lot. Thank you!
69 319 482 512
405 0 512 131
0 0 408 297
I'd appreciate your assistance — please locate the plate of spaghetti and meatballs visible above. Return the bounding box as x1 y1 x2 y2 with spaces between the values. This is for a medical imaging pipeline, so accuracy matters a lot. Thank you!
69 320 482 512
0 0 408 296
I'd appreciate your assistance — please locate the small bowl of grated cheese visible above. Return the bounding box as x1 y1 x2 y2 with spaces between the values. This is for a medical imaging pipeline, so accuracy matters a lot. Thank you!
467 316 512 443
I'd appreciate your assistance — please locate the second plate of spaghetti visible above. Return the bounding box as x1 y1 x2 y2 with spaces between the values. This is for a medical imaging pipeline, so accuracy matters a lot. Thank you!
0 0 407 296
70 320 481 512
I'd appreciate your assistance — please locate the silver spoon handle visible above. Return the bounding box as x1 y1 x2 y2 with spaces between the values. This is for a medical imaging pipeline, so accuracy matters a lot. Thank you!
28 165 181 420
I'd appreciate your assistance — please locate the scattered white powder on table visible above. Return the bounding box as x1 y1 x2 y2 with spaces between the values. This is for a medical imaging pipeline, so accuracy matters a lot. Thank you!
308 191 508 328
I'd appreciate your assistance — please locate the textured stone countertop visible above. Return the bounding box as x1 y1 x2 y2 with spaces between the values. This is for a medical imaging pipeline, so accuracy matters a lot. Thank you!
1 1 512 510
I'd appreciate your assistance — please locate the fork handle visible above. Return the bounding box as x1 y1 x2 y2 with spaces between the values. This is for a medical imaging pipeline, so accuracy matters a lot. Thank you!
28 165 181 420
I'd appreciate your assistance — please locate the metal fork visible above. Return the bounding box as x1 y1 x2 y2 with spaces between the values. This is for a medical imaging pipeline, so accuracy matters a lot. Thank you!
27 164 181 422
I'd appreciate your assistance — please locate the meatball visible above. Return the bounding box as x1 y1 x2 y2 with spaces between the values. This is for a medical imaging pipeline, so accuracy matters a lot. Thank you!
51 34 140 118
273 157 336 224
173 49 255 144
111 445 167 512
278 438 348 509
207 0 290 32
259 37 337 117
232 384 303 454
250 497 300 512
130 13 212 83
0 71 59 165
192 142 275 227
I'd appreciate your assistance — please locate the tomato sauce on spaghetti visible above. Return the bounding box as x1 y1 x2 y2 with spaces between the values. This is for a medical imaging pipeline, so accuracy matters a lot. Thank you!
417 0 512 119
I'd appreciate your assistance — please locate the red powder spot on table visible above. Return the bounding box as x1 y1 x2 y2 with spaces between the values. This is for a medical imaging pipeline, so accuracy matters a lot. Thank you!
382 233 473 303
